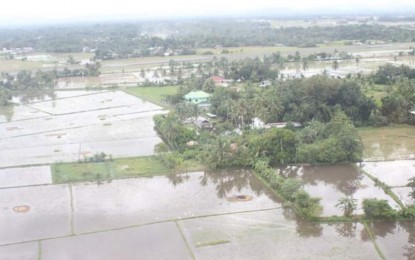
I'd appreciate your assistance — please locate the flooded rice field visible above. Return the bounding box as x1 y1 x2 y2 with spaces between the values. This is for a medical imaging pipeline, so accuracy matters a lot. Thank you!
1 91 415 259
359 127 415 161
0 169 389 259
0 90 166 167
0 166 51 188
281 164 401 216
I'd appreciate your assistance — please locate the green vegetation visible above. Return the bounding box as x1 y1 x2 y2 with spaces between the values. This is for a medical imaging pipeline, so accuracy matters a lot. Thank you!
195 240 231 248
51 156 203 184
363 199 397 220
123 86 177 108
253 159 322 220
2 21 415 58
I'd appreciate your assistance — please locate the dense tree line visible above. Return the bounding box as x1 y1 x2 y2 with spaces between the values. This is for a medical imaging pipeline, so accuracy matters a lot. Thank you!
1 21 414 58
0 63 100 91
154 110 363 169
373 64 415 84
207 76 375 127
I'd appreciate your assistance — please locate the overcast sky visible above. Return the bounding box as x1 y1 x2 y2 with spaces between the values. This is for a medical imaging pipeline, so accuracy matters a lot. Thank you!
1 0 415 25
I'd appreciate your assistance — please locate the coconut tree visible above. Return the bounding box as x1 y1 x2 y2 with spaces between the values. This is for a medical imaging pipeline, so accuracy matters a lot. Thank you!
336 197 358 217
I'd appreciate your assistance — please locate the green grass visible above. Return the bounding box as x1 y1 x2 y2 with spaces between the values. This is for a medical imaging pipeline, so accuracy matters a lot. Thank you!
51 156 203 184
123 86 177 108
362 84 388 106
0 59 44 72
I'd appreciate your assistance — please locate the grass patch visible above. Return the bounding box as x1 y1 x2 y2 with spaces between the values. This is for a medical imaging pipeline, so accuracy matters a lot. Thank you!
362 84 388 106
362 170 406 209
0 59 44 72
51 156 203 184
195 240 231 248
123 86 177 108
362 222 387 260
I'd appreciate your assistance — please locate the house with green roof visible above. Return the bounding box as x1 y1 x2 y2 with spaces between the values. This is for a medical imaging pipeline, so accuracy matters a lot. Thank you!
184 91 211 104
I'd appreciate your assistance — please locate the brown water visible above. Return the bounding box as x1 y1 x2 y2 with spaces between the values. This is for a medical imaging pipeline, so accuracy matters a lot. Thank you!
0 90 165 167
2 162 415 259
359 127 415 161
368 221 415 260
281 164 400 216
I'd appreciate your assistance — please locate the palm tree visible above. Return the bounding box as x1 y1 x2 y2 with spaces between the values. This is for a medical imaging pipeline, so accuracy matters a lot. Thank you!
332 60 339 71
336 197 357 217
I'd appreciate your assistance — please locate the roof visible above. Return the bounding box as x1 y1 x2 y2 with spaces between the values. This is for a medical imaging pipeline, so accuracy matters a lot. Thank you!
184 91 211 99
411 110 415 115
211 75 226 82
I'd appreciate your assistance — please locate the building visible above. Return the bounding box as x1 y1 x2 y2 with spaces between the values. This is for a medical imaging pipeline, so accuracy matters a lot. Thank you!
211 75 230 87
259 80 272 88
194 116 212 129
184 91 211 104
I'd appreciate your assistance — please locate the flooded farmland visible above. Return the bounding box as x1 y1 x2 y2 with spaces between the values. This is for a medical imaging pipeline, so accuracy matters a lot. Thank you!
359 127 415 161
1 89 415 259
0 170 385 259
0 90 167 168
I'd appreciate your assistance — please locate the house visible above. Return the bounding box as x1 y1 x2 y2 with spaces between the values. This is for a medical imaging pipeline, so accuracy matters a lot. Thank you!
184 91 211 104
265 122 302 129
250 117 265 129
211 75 230 87
195 116 212 129
259 80 272 88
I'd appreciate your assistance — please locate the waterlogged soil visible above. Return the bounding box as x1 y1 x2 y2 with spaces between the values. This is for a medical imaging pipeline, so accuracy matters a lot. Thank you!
0 169 414 259
180 209 380 259
363 160 415 187
0 242 39 260
359 127 415 161
0 90 166 167
0 184 71 245
0 166 52 188
368 221 415 260
41 222 193 260
280 164 400 216
72 170 280 234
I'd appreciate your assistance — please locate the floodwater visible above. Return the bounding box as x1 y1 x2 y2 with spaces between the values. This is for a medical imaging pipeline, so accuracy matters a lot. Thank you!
181 211 379 259
0 166 51 188
280 164 400 216
363 160 415 187
368 221 415 260
0 169 404 259
72 170 279 234
0 90 166 167
359 127 415 161
41 222 193 260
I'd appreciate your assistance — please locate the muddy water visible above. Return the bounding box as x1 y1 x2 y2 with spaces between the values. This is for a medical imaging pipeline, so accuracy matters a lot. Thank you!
281 164 399 216
0 90 166 167
368 221 415 260
0 184 71 245
359 127 415 161
1 169 414 259
0 166 52 188
41 222 192 260
0 242 38 260
180 209 380 259
363 160 415 187
72 170 281 234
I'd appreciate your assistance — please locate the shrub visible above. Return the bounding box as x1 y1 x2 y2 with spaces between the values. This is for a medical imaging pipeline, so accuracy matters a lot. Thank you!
294 190 322 218
280 178 303 202
363 199 397 220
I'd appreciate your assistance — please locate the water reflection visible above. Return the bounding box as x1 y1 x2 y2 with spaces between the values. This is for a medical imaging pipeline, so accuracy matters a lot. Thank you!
293 164 363 196
334 222 358 238
11 90 56 105
167 169 279 201
0 105 14 122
